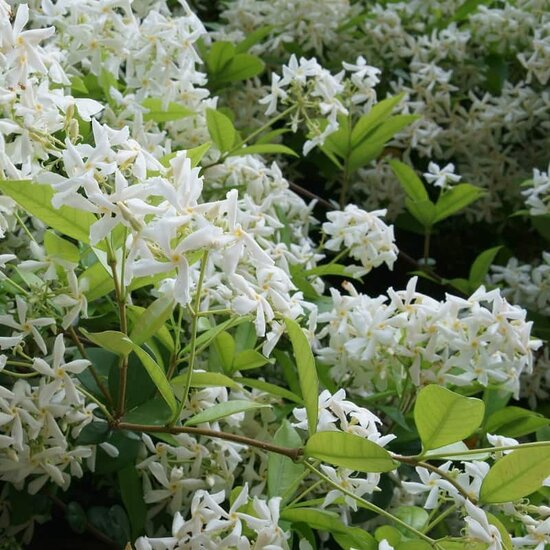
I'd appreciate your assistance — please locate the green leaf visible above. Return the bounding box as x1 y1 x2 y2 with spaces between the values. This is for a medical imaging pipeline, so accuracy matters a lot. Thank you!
44 230 80 263
414 385 485 452
351 93 406 146
486 512 513 550
267 420 304 499
235 25 273 53
79 261 113 301
122 398 172 426
212 331 236 373
305 431 397 472
186 142 212 167
131 345 177 414
81 329 134 356
347 140 385 173
231 349 269 373
66 501 87 534
70 75 89 94
141 98 194 123
284 318 318 436
393 506 429 534
304 263 361 280
254 128 290 145
433 184 485 224
184 400 268 426
486 407 550 438
127 304 174 353
228 143 298 158
118 466 146 540
234 377 303 404
171 371 239 390
469 246 503 285
0 180 95 243
206 42 235 74
215 53 265 84
450 0 492 23
206 108 237 152
480 445 550 503
182 316 249 355
281 508 377 549
389 159 428 202
405 198 436 229
129 296 175 347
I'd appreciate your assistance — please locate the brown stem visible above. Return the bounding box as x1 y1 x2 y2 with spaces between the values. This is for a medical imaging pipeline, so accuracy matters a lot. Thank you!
396 456 476 504
115 421 303 462
69 327 112 406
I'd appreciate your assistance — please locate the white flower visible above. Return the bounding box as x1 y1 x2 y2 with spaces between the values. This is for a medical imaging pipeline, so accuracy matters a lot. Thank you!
464 500 503 550
423 162 462 190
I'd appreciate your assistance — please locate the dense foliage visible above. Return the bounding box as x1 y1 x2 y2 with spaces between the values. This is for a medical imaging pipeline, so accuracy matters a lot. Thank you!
0 1 549 549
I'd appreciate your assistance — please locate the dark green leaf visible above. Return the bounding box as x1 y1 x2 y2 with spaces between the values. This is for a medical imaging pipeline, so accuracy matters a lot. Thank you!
118 466 146 540
123 398 172 426
486 407 550 438
66 502 87 535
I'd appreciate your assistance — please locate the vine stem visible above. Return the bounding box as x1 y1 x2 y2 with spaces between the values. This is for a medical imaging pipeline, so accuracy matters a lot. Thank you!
423 502 458 534
172 250 209 424
303 461 439 547
115 421 303 461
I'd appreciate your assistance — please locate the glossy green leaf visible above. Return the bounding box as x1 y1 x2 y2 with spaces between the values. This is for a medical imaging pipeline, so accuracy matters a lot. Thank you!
171 371 239 390
206 108 237 152
184 400 268 426
117 466 146 540
486 512 513 550
81 329 133 356
0 180 95 243
79 261 113 301
182 316 249 355
351 93 406 146
231 349 269 373
480 445 550 503
362 114 418 145
228 143 298 158
405 198 436 229
122 398 172 426
281 508 377 549
305 431 397 472
267 420 304 499
347 140 385 173
469 246 503 285
234 377 303 404
389 159 428 202
44 230 80 263
486 407 550 438
127 304 174 353
215 53 265 83
129 296 175 347
433 184 485 223
141 98 194 122
131 345 177 414
284 317 318 435
206 41 235 73
212 331 235 372
65 501 87 534
393 506 429 534
414 385 485 452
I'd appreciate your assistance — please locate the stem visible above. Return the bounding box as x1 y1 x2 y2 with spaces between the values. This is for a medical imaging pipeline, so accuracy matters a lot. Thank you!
172 250 209 423
423 502 458 534
6 360 33 368
405 441 550 461
287 479 324 508
423 228 432 268
116 421 303 461
107 241 128 417
398 458 475 504
14 211 36 242
303 461 437 546
1 370 39 378
77 385 114 423
69 327 112 406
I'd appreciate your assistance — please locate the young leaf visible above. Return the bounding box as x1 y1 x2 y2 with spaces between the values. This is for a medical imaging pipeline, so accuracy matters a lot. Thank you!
486 407 550 438
433 184 485 223
231 349 270 373
389 159 428 202
141 98 194 122
479 445 550 503
131 345 177 414
347 140 385 173
79 261 114 301
305 431 397 472
284 318 318 436
80 329 134 356
206 108 237 152
184 400 268 426
215 53 265 84
186 142 212 167
212 331 236 373
235 25 274 53
171 371 239 391
206 41 235 74
351 93 406 146
228 143 298 158
234 377 303 404
129 296 175 347
0 180 95 243
468 246 503 285
414 385 485 452
44 230 80 264
267 420 304 499
405 198 436 229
